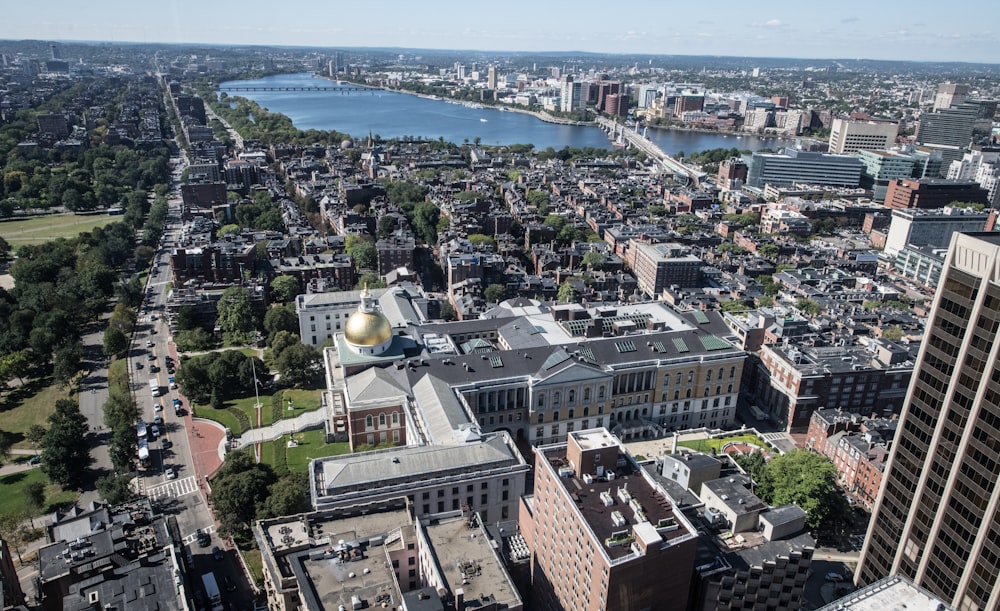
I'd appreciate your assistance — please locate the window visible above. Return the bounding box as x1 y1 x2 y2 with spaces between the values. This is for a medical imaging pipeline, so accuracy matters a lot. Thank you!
553 391 560 405
584 387 591 400
481 482 489 490
392 412 399 425
379 431 387 443
467 484 474 492
598 386 605 399
437 489 444 498
365 415 373 429
538 395 545 407
392 430 400 442
481 494 488 505
408 557 415 565
379 413 386 427
553 410 560 421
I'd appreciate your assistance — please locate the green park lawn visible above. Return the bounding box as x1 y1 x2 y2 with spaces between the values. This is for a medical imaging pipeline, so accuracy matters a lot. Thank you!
259 428 349 475
193 387 325 434
676 433 765 454
0 468 79 516
0 213 118 249
0 376 73 449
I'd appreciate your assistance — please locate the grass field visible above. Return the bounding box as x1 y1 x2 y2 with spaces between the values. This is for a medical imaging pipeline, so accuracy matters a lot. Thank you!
0 468 79 516
0 376 74 449
0 213 119 249
258 428 349 475
270 388 323 424
677 433 765 454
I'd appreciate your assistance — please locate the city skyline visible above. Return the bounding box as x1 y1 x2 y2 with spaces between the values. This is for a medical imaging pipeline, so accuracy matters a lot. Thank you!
2 0 999 64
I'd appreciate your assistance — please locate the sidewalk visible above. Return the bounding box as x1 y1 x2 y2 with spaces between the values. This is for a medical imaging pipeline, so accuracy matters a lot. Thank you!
234 407 328 448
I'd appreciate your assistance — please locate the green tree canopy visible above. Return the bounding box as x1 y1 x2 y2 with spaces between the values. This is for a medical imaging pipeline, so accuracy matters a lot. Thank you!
270 275 300 303
264 305 299 343
274 343 323 388
103 326 129 357
484 284 507 304
216 286 258 345
41 398 90 487
795 297 823 316
582 251 607 270
757 450 852 530
557 281 580 304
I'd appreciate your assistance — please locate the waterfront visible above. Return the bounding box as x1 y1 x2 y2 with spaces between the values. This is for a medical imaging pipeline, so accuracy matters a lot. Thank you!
217 73 793 155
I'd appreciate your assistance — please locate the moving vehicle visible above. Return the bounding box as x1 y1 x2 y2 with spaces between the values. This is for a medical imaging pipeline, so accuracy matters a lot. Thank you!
201 572 224 611
149 378 161 398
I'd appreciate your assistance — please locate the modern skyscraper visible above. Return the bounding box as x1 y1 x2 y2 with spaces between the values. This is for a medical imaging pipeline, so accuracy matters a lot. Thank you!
829 117 899 154
933 82 970 111
857 232 1000 610
916 102 980 171
487 65 497 90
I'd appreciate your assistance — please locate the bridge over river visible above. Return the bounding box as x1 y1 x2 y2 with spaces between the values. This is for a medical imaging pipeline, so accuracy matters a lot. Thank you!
219 85 371 93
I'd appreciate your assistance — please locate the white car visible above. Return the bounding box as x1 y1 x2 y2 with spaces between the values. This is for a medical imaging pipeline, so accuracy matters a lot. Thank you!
165 468 176 480
154 403 163 412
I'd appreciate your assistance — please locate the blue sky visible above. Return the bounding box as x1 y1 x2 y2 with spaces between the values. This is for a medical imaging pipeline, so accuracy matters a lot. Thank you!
2 0 997 63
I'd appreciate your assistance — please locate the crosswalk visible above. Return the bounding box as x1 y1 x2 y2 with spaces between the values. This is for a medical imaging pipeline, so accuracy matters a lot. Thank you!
145 475 199 502
181 524 215 546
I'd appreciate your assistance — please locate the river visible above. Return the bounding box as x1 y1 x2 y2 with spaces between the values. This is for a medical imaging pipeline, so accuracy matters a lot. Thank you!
217 73 792 155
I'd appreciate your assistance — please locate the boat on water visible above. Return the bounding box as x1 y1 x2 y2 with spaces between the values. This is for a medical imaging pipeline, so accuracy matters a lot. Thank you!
480 118 488 122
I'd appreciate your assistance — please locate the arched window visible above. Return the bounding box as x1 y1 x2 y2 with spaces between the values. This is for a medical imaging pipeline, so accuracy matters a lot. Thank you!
730 366 737 379
391 412 399 425
706 370 712 382
553 392 560 405
379 413 386 427
584 387 591 401
598 386 606 399
538 394 545 408
365 415 373 429
687 371 695 383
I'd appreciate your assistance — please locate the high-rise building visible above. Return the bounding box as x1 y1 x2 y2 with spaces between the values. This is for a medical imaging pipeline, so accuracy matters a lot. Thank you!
858 150 918 202
883 178 990 210
916 102 980 171
933 82 969 111
487 65 497 90
524 428 699 611
745 150 864 188
829 118 899 154
856 232 1000 609
717 157 749 190
560 75 585 113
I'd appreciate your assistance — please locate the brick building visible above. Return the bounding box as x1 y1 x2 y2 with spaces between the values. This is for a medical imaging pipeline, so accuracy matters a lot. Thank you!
884 178 990 210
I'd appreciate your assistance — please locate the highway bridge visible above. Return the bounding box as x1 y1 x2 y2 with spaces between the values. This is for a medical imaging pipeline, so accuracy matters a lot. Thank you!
596 117 707 188
219 86 371 93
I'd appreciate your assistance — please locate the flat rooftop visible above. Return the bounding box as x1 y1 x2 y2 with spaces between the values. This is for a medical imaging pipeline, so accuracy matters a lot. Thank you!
540 447 691 561
816 575 952 611
423 516 520 609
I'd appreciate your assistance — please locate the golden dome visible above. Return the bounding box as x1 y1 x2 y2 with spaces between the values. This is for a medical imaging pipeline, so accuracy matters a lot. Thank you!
344 286 392 347
344 309 392 346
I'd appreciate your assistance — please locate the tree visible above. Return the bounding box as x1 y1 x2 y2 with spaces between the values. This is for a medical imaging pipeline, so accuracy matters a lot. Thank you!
264 305 299 343
41 398 90 487
756 295 774 307
261 473 312 517
175 328 215 352
882 325 904 341
467 234 496 249
353 272 387 290
25 424 46 454
53 341 83 386
270 275 300 303
0 350 31 385
0 429 11 464
24 481 46 526
345 236 376 270
439 301 457 321
211 454 276 538
795 297 822 316
582 251 607 271
104 324 128 356
760 450 851 530
274 343 322 388
557 281 579 304
484 284 507 304
0 513 28 563
96 473 136 505
720 300 749 313
757 243 780 258
216 286 258 345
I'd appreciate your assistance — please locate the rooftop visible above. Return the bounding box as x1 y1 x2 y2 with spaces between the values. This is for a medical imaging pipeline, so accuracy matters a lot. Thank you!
315 434 526 502
816 575 952 611
539 445 693 561
423 515 521 609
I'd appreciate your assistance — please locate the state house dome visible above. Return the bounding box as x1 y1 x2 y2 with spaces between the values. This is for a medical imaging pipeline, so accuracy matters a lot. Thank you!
344 286 392 348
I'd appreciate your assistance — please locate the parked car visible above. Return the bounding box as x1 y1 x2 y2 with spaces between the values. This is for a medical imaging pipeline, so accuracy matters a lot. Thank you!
135 362 143 370
154 403 163 412
165 468 176 480
173 398 182 408
825 573 845 582
150 424 160 438
212 546 224 561
28 455 42 465
196 529 211 547
223 575 236 592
